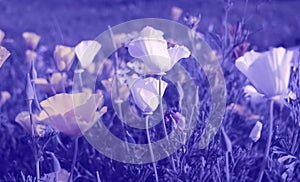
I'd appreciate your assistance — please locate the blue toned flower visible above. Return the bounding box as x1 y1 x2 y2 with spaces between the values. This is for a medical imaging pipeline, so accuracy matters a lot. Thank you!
22 32 41 50
54 45 75 72
130 77 167 113
75 40 101 68
249 121 263 142
127 26 190 75
0 46 10 68
235 47 294 100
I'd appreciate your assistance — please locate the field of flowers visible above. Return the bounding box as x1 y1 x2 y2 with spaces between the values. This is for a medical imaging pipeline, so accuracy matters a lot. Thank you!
0 0 300 181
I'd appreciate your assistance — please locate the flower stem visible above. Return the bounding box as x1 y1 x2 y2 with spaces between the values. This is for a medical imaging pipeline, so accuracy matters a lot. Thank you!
75 68 84 92
158 75 168 139
225 151 230 182
146 115 159 182
36 158 40 181
158 76 177 172
256 100 274 182
68 137 79 182
28 100 40 181
61 72 66 93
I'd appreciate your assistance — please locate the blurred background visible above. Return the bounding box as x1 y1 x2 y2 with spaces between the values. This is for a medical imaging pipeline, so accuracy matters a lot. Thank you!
1 0 300 51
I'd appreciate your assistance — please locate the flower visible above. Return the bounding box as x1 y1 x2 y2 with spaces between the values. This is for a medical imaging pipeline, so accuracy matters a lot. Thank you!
171 6 183 21
0 91 11 106
130 77 167 113
25 50 37 65
0 46 10 68
35 72 70 94
127 26 190 75
39 92 107 137
54 45 75 72
22 32 41 50
0 29 5 44
249 121 263 142
235 47 294 100
42 169 69 182
15 112 48 136
75 40 101 68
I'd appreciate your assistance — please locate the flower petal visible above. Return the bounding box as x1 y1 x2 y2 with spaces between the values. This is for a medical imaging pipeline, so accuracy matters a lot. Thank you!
0 46 10 68
168 45 191 68
75 40 101 68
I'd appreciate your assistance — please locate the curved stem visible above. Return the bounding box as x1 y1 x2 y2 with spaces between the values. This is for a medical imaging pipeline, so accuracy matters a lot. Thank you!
225 151 230 182
68 137 79 182
158 76 177 172
61 72 66 93
146 115 159 182
158 75 168 139
256 100 274 182
28 100 40 181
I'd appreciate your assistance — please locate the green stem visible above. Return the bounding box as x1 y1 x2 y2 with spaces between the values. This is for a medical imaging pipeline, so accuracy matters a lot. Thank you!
146 115 159 182
256 100 274 182
158 75 168 139
61 72 66 93
158 76 177 172
68 137 79 182
96 171 101 182
225 151 230 182
28 100 40 181
36 158 40 181
75 68 84 92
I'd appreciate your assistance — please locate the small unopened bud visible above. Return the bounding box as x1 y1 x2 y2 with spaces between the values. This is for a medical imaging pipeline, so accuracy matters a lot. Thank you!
31 62 37 81
49 152 61 172
26 73 35 100
249 121 263 142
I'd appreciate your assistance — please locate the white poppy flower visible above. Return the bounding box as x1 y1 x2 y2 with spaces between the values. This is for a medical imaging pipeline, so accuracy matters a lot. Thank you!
235 47 294 100
127 26 190 75
249 121 263 142
130 77 168 113
75 40 101 68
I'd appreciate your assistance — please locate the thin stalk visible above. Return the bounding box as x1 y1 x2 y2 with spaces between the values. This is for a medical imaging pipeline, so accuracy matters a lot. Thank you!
256 100 274 182
225 151 230 182
28 100 40 181
158 76 177 172
158 75 168 139
68 137 79 182
61 72 66 93
108 26 120 98
75 68 84 92
36 159 40 181
32 83 42 112
96 171 101 182
146 115 159 182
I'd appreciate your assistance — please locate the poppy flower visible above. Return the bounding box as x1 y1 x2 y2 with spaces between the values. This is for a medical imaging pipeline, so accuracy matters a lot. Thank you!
22 32 41 50
25 50 37 65
0 91 11 106
75 40 101 68
54 45 75 72
130 77 168 113
235 47 294 101
35 72 70 94
171 6 183 21
127 26 190 75
39 92 107 138
0 46 10 68
0 29 5 44
15 112 49 137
